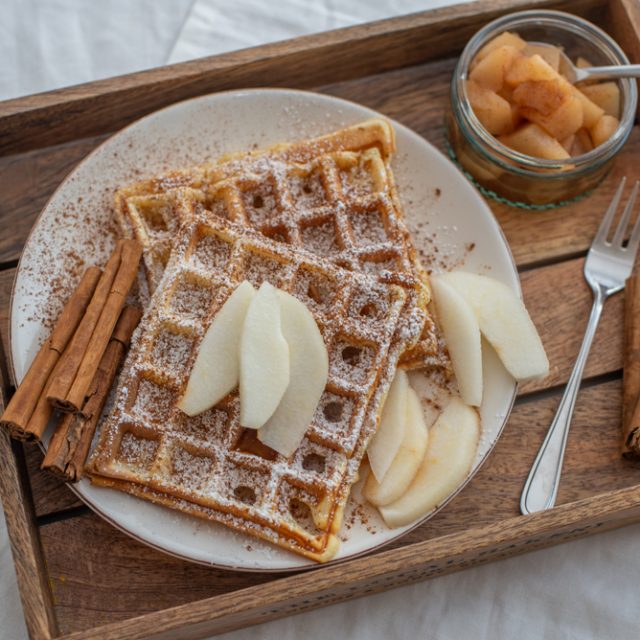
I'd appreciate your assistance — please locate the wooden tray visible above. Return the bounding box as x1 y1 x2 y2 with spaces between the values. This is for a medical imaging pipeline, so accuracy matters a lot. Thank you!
2 0 640 637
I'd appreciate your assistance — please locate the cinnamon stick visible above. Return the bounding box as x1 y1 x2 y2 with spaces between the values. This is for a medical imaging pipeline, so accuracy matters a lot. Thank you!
46 242 124 410
624 398 640 458
23 342 72 442
65 240 142 412
622 274 640 457
42 305 141 481
0 266 102 440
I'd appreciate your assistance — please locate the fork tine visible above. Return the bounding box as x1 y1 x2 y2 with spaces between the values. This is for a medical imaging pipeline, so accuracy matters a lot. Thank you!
613 180 639 246
594 177 626 245
625 181 640 253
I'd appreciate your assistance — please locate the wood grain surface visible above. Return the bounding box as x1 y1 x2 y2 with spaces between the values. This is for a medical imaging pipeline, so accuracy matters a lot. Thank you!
608 0 640 111
0 268 12 354
23 444 83 517
1 0 640 638
0 136 108 265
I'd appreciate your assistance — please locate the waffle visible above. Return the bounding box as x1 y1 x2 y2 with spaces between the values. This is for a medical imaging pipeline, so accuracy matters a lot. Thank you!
88 196 423 561
114 119 449 372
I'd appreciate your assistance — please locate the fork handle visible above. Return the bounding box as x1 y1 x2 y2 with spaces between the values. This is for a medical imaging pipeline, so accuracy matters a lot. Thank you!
520 289 606 515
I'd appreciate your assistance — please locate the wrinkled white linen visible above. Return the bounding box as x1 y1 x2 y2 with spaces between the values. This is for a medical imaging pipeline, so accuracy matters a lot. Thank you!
167 0 464 63
0 0 194 100
0 509 29 639
2 2 640 640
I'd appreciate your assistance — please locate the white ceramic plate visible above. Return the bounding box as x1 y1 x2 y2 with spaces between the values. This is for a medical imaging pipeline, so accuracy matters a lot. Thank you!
10 88 518 571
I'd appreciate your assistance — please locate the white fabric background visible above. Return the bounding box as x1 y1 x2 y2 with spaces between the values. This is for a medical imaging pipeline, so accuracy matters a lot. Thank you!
2 1 640 639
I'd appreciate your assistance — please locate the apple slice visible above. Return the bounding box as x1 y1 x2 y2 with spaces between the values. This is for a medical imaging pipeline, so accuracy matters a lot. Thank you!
379 397 480 528
239 282 290 429
430 276 483 406
364 386 429 506
257 290 329 457
177 280 256 417
440 271 549 381
367 369 409 483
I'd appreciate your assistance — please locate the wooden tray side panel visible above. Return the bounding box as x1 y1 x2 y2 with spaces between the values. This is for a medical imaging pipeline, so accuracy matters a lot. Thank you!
608 0 640 66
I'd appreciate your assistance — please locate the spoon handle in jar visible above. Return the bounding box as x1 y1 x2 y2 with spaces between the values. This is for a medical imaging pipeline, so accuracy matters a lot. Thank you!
576 64 640 82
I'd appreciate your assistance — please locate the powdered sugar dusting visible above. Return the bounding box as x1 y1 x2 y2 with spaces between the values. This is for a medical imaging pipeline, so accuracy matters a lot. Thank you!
88 205 414 561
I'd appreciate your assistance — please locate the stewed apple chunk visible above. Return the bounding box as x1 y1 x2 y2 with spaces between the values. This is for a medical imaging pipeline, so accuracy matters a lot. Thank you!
474 31 526 63
499 123 570 160
504 53 557 85
512 79 583 140
576 56 593 69
574 89 604 128
465 33 622 160
512 78 566 114
522 43 561 71
581 82 621 118
469 45 522 92
466 80 515 135
572 128 594 155
591 114 620 147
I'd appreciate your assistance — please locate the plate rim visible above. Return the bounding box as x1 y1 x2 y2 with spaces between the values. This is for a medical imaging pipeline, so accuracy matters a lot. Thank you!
9 86 519 572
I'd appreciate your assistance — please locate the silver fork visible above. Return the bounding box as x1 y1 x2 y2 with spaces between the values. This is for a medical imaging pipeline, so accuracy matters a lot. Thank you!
520 177 640 515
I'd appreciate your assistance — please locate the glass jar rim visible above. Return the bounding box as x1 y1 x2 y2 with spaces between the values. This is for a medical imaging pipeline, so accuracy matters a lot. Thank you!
455 9 638 172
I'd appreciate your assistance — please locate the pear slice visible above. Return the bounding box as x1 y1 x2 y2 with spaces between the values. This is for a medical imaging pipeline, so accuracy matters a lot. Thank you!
364 386 429 506
257 290 329 457
430 275 483 406
440 271 548 381
367 369 409 483
379 397 480 528
239 282 290 429
177 280 256 417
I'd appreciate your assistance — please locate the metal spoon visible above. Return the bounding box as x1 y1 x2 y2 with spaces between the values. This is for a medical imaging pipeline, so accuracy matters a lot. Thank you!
531 42 640 84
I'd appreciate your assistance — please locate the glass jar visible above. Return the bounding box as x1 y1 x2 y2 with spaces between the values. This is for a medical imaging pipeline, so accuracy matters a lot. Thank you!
446 10 638 208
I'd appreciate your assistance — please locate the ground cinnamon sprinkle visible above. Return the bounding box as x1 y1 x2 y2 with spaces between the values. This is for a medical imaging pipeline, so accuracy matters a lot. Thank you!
341 494 381 538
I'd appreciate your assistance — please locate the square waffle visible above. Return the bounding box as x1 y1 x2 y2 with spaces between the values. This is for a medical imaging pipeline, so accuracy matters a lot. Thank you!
88 195 423 561
115 119 448 372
